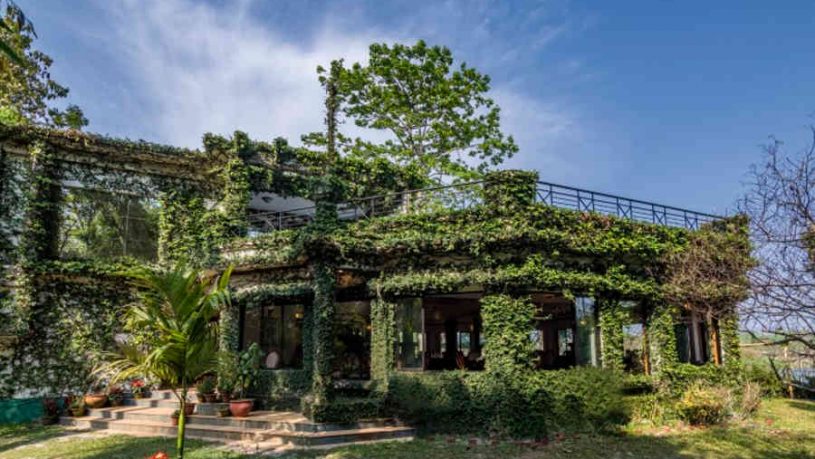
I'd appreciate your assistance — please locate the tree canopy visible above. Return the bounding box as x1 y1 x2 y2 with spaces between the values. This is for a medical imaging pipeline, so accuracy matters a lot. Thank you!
309 40 518 181
0 1 87 128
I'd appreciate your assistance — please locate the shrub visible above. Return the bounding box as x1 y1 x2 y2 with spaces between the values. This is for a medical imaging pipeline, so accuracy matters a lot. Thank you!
737 381 762 418
742 361 784 396
386 367 627 439
304 396 383 424
660 363 742 396
675 382 732 426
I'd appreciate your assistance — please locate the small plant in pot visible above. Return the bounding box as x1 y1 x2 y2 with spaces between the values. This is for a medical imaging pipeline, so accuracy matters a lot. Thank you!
69 396 86 417
170 409 180 426
130 379 147 399
196 377 216 403
183 396 196 416
84 382 108 409
217 406 231 418
41 397 61 425
228 343 262 418
108 385 125 407
217 350 238 403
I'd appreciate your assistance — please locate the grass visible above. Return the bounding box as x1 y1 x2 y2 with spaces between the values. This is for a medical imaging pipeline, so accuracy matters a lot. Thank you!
0 398 813 459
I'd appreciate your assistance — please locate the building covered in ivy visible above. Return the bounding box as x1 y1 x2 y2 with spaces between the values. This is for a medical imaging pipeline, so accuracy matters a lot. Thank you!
0 125 751 429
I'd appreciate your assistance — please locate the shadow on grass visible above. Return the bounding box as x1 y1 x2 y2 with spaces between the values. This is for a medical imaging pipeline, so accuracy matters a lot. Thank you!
788 399 815 413
0 423 81 454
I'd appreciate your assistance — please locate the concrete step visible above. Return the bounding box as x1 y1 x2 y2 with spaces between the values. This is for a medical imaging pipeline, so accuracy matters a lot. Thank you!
88 407 305 431
60 415 415 447
87 406 405 433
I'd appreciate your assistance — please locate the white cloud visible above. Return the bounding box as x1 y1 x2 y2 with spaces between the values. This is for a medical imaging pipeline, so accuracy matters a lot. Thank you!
93 0 593 186
101 0 396 148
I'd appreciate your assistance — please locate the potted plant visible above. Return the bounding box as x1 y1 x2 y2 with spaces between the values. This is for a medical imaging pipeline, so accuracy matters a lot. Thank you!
228 343 262 418
84 382 108 409
131 379 146 399
196 377 216 403
217 406 230 418
183 396 196 416
41 397 60 425
170 409 180 426
108 385 125 407
69 397 85 417
217 351 238 403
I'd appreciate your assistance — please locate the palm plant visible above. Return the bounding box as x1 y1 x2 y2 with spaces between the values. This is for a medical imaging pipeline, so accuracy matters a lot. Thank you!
100 264 233 459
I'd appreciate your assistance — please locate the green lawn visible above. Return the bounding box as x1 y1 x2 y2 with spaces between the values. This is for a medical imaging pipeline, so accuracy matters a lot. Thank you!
1 398 813 459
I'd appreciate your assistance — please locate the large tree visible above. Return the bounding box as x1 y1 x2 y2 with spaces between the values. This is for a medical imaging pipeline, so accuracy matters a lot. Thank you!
740 125 815 358
0 1 87 128
310 40 518 181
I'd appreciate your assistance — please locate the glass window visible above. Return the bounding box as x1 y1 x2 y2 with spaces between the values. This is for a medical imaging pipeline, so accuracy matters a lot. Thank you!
530 330 545 351
558 328 574 356
242 304 304 369
395 298 423 369
623 323 644 372
675 323 691 363
575 297 599 366
457 331 471 356
334 301 371 379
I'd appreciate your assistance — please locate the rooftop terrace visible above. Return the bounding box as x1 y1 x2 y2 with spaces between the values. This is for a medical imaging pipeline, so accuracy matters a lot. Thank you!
247 179 723 235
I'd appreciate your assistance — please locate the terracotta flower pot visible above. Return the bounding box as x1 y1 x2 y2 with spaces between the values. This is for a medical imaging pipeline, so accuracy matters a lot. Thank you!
171 416 179 426
229 399 253 418
84 394 108 409
183 403 195 416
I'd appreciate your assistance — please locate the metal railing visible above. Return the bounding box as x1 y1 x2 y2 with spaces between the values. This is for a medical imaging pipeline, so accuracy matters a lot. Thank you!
246 179 723 235
535 181 721 230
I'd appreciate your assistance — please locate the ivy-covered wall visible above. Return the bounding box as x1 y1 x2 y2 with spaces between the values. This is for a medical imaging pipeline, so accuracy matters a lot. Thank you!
0 126 753 436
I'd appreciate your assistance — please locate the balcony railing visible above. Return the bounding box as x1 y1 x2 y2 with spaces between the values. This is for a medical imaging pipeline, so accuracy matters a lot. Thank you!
246 180 722 235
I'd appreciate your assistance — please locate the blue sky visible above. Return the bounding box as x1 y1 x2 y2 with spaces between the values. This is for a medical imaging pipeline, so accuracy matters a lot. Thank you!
16 0 815 215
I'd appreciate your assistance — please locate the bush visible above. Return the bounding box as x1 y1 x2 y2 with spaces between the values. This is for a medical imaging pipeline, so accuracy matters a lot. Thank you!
303 396 383 424
742 361 784 396
660 363 742 396
738 381 762 417
675 382 732 426
386 367 628 439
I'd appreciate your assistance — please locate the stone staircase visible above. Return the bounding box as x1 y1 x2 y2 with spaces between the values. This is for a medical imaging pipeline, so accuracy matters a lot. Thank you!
60 390 415 451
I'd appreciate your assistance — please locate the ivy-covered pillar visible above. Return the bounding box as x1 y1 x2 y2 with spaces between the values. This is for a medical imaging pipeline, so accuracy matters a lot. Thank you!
598 299 626 372
648 303 680 375
157 186 209 266
218 297 241 354
483 170 538 211
217 157 250 239
480 293 535 373
719 310 741 366
18 142 62 262
310 262 336 408
370 296 395 393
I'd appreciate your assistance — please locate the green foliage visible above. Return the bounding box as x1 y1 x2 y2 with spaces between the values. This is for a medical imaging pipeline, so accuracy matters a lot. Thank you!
195 376 215 395
0 262 136 397
251 369 311 410
480 294 535 372
98 264 232 459
306 396 383 424
17 141 62 262
309 263 336 408
60 189 159 262
0 4 87 128
234 343 262 399
313 40 518 181
675 382 731 426
386 368 627 438
598 301 627 371
369 299 395 392
483 170 538 209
